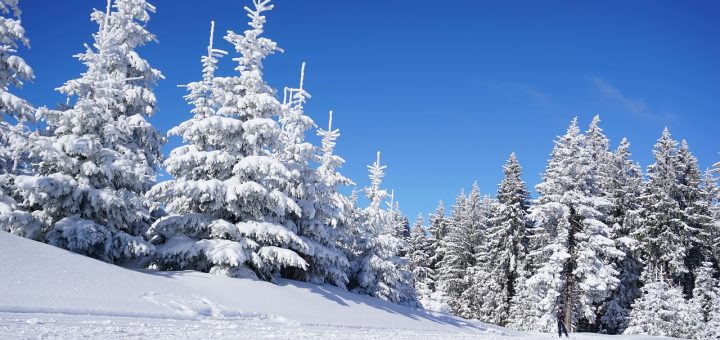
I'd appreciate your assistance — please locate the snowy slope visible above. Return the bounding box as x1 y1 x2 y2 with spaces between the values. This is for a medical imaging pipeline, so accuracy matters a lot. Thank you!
0 231 674 339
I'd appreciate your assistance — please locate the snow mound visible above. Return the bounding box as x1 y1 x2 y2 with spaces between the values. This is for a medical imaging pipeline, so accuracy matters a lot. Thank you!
0 231 519 338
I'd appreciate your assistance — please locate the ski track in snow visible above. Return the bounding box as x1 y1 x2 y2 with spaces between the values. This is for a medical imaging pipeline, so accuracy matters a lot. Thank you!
0 312 495 339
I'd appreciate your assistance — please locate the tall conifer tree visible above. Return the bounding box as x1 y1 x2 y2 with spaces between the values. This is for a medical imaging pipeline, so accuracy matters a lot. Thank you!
11 0 163 262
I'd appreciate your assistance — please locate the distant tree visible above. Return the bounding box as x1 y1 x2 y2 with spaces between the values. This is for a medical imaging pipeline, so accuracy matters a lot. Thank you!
439 182 489 318
350 152 418 307
408 214 435 309
475 153 530 326
302 110 355 287
461 193 496 321
427 200 449 286
437 189 468 316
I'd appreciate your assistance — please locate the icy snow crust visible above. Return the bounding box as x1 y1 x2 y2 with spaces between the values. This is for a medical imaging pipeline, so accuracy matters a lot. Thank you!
0 232 673 339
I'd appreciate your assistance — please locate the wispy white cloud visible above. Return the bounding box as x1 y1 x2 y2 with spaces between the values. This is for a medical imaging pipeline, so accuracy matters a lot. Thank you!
484 80 551 105
587 76 674 123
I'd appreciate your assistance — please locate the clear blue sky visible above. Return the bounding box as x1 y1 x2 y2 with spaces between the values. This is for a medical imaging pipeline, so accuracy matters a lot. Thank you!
17 0 720 221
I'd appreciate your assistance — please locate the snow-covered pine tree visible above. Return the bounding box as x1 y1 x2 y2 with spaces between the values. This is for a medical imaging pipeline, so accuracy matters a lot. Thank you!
599 138 643 334
624 269 695 338
0 0 34 217
461 192 497 321
525 118 621 332
8 0 162 262
688 261 719 337
146 21 259 277
275 62 316 280
508 201 551 331
150 1 308 280
277 66 350 286
506 273 544 331
437 189 467 316
304 110 355 287
476 153 530 326
344 188 365 271
713 161 720 262
633 128 688 283
208 0 307 278
427 200 448 285
386 191 408 239
408 214 436 310
676 140 716 295
702 274 720 340
0 0 32 124
507 217 554 332
386 198 415 293
350 151 418 307
415 201 451 313
439 183 486 318
701 168 720 265
585 115 612 193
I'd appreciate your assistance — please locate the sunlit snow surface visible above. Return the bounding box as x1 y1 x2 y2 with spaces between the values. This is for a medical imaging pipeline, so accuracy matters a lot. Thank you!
0 232 675 339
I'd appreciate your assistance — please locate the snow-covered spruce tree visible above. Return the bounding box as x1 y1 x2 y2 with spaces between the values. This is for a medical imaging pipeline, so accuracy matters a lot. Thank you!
475 153 530 326
0 0 32 124
689 261 719 337
387 196 411 260
437 188 467 316
305 110 355 286
277 66 351 286
713 161 720 261
387 198 415 291
599 138 643 334
385 191 401 238
633 128 688 283
418 201 451 312
427 200 449 284
676 140 716 295
702 281 720 340
624 270 695 338
525 118 621 332
461 193 497 321
343 187 368 275
8 0 162 261
150 1 308 280
350 151 418 307
701 168 720 265
438 183 487 318
585 115 612 193
146 21 258 277
508 202 551 331
408 214 436 310
0 0 34 217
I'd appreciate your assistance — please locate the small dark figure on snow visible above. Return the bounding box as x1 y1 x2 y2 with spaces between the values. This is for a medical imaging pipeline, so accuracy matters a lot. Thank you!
556 306 569 338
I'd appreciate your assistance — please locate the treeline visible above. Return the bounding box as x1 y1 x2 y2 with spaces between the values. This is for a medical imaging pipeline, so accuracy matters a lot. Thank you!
406 117 720 338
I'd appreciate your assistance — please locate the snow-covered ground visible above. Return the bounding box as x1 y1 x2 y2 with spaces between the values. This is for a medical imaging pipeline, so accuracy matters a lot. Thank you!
0 231 673 339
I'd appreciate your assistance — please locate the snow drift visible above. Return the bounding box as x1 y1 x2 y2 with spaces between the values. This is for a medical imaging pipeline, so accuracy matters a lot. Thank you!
0 231 516 337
